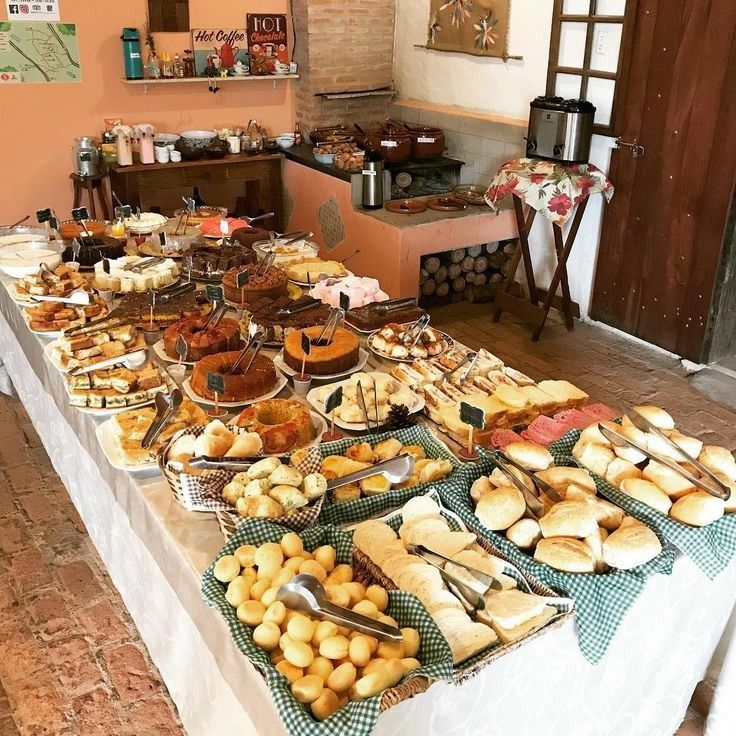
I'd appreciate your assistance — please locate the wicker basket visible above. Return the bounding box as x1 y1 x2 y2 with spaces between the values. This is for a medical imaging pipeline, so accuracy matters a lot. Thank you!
215 495 325 539
353 533 574 683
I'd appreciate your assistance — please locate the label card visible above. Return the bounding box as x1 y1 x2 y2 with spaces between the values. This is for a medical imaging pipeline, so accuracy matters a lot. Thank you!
236 269 250 288
301 333 312 356
339 291 350 313
71 206 89 222
71 239 81 261
206 284 224 303
36 208 52 223
325 385 343 414
100 257 110 273
176 334 189 361
207 372 226 395
460 401 485 430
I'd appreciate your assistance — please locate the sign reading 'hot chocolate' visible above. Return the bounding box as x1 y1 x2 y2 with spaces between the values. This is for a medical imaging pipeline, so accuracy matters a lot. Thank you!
246 13 288 75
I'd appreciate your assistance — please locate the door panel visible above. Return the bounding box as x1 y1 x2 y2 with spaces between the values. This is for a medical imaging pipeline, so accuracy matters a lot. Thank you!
590 0 736 360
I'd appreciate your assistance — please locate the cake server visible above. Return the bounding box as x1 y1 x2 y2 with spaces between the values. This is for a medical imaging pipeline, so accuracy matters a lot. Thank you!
188 454 291 471
599 424 730 500
30 288 92 306
370 297 419 315
493 450 564 504
326 453 415 492
624 408 731 500
243 212 274 226
407 543 503 593
68 348 147 376
142 388 183 449
274 296 321 318
277 574 402 642
490 452 545 518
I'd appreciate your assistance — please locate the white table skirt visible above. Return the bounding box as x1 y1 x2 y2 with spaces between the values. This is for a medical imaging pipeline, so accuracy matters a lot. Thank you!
2 282 736 736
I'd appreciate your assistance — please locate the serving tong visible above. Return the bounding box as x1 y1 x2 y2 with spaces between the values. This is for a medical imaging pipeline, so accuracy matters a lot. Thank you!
368 297 418 315
274 296 321 319
403 314 431 352
147 281 196 307
355 379 381 431
141 389 183 449
599 417 731 501
124 256 165 273
228 327 267 375
188 453 291 471
437 351 478 386
256 250 277 277
314 307 345 346
325 453 415 492
278 574 402 642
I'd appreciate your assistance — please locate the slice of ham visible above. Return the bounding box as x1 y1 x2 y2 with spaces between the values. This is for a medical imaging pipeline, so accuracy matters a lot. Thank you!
554 409 595 431
490 429 524 449
522 415 569 446
581 403 617 422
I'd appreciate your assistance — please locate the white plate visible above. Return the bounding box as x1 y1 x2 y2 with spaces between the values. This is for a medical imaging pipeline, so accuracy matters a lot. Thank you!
181 373 288 408
95 420 160 472
44 339 148 374
274 347 369 381
227 410 328 453
22 303 110 340
6 282 36 306
288 270 353 288
152 338 196 367
124 213 168 234
367 329 453 363
306 374 425 432
65 369 174 417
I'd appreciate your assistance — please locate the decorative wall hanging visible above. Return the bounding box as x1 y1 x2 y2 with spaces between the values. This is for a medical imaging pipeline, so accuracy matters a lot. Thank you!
0 21 80 83
246 14 288 75
190 28 248 76
426 0 512 59
148 0 189 33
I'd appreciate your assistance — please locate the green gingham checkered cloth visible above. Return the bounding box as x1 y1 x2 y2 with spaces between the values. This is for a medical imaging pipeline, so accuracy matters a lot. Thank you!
201 519 453 736
354 488 574 673
550 429 736 579
317 425 462 527
438 453 675 664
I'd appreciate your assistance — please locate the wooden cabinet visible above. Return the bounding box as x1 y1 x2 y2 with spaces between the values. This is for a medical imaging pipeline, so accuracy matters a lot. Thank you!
109 153 284 231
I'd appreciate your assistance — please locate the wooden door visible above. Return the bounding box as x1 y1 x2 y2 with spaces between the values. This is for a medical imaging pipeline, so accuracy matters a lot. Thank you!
590 0 736 360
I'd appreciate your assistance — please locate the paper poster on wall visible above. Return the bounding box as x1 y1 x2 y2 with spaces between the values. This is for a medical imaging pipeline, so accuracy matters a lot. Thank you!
5 1 60 21
427 0 510 59
0 21 80 83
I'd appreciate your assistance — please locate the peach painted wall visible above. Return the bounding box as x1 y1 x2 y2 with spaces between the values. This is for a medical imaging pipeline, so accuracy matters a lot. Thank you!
0 0 295 223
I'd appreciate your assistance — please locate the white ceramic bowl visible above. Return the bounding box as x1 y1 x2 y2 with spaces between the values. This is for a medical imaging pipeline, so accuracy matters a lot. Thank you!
179 130 217 148
0 240 63 278
276 138 295 149
154 133 181 146
313 150 335 165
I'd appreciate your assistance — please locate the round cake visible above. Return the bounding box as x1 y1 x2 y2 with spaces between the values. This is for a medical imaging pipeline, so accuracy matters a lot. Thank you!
234 398 314 453
222 263 289 306
163 316 241 361
62 237 125 268
283 326 360 376
230 226 271 249
190 351 278 402
244 295 332 344
181 243 255 281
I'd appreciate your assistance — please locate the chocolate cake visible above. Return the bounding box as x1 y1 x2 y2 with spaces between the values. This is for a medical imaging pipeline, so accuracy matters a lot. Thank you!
345 303 426 332
181 243 256 282
243 295 332 344
62 237 125 269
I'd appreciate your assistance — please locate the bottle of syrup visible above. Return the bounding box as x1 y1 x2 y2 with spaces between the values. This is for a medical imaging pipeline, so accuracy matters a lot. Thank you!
294 121 302 146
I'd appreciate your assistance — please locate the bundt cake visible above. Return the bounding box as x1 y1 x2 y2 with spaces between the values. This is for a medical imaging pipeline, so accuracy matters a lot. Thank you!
233 398 314 454
190 351 278 402
283 326 360 376
163 316 241 361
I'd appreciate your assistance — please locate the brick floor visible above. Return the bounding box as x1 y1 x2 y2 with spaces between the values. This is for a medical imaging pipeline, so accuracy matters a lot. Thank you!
2 303 734 735
0 395 184 736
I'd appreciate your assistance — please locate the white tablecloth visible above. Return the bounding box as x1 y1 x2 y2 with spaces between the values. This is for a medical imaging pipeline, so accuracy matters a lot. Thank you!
1 279 735 736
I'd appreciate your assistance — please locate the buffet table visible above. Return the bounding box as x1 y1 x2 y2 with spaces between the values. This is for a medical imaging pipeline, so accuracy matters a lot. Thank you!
2 275 736 736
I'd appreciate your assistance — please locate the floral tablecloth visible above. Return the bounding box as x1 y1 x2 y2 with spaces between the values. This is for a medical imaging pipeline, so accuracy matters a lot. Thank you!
485 158 615 225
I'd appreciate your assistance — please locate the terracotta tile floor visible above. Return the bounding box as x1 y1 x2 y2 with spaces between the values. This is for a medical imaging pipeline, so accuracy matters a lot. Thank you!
2 302 734 735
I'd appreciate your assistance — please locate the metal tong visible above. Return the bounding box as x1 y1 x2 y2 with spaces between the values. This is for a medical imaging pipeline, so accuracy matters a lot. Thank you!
437 351 478 385
314 307 345 346
62 309 126 337
142 389 183 449
370 297 418 315
256 250 277 276
278 574 402 642
489 451 551 519
148 281 196 305
274 296 321 318
228 328 267 375
201 299 228 332
188 453 291 471
409 544 503 593
355 379 380 431
599 421 730 501
325 453 415 492
124 256 165 273
404 314 431 352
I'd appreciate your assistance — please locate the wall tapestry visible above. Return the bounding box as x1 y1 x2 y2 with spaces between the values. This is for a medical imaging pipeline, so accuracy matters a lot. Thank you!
427 0 510 59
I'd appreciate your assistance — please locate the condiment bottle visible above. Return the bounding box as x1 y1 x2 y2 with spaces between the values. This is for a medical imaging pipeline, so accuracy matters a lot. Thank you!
173 53 184 78
183 49 195 78
294 121 302 146
161 53 174 78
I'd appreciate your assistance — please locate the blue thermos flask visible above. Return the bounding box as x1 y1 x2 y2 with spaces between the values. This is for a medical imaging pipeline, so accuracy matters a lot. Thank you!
121 28 143 80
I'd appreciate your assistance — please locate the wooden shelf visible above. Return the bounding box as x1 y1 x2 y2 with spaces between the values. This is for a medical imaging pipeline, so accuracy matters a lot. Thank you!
121 74 299 92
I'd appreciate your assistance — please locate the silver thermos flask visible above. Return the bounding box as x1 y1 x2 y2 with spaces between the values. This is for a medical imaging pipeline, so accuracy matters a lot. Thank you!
362 149 384 209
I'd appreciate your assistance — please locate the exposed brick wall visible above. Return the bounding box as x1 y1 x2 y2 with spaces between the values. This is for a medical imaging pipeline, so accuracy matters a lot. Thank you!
292 0 396 135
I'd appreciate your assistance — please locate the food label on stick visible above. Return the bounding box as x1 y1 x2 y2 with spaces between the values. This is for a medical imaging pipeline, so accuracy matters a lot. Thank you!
206 284 224 303
236 270 250 288
460 401 485 430
176 335 189 361
36 208 52 223
207 372 225 396
301 333 312 355
71 206 89 222
325 385 343 414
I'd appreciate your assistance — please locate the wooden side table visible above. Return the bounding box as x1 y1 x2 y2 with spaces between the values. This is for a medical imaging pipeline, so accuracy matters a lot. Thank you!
492 193 588 341
70 173 111 220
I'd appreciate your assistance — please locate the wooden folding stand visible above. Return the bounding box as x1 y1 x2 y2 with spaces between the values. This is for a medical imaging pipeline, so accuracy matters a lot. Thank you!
492 193 588 341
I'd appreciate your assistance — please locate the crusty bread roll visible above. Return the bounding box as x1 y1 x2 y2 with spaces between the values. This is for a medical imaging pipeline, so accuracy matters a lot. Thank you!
504 441 553 471
534 537 596 573
611 426 648 464
475 485 526 531
572 442 615 478
698 446 736 482
204 419 235 443
194 433 232 458
535 466 596 495
470 476 494 502
619 478 673 515
167 433 197 463
644 430 702 462
225 432 263 457
605 457 642 487
578 420 620 447
488 466 535 493
642 461 695 499
667 431 703 460
670 491 725 527
538 500 599 539
622 405 675 431
602 516 661 569
712 473 736 513
563 484 622 530
373 438 403 462
584 527 609 573
506 518 542 549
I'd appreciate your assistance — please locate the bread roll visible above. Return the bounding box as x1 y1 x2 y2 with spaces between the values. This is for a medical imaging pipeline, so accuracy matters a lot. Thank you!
584 528 609 573
194 433 231 458
504 441 553 471
167 434 197 463
488 466 535 493
538 500 599 539
373 438 403 462
605 458 642 487
573 442 615 478
506 518 542 549
225 432 263 457
533 537 596 573
642 461 695 499
644 430 702 463
578 421 620 447
619 478 672 515
475 485 526 530
698 446 736 481
622 405 675 431
535 467 596 495
611 426 648 464
602 516 662 569
712 473 736 513
670 491 725 527
563 486 623 530
470 476 493 502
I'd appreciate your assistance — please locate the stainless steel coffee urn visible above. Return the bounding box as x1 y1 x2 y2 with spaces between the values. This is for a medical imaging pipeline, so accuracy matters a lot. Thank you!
73 136 101 177
362 149 384 209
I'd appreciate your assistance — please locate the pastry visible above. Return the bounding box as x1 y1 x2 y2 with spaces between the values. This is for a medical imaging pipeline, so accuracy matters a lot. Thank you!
372 322 446 360
285 258 348 283
310 275 389 309
242 295 332 345
233 399 315 454
163 315 241 361
51 324 145 371
67 363 166 409
24 295 107 332
15 263 87 298
222 263 289 305
283 326 360 376
93 256 179 292
181 243 256 281
190 351 278 402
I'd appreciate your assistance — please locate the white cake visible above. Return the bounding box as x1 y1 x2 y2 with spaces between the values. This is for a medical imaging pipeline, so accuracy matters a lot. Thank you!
93 256 180 292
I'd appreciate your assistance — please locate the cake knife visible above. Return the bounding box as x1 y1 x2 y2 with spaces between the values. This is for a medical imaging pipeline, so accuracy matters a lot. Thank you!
599 424 730 500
